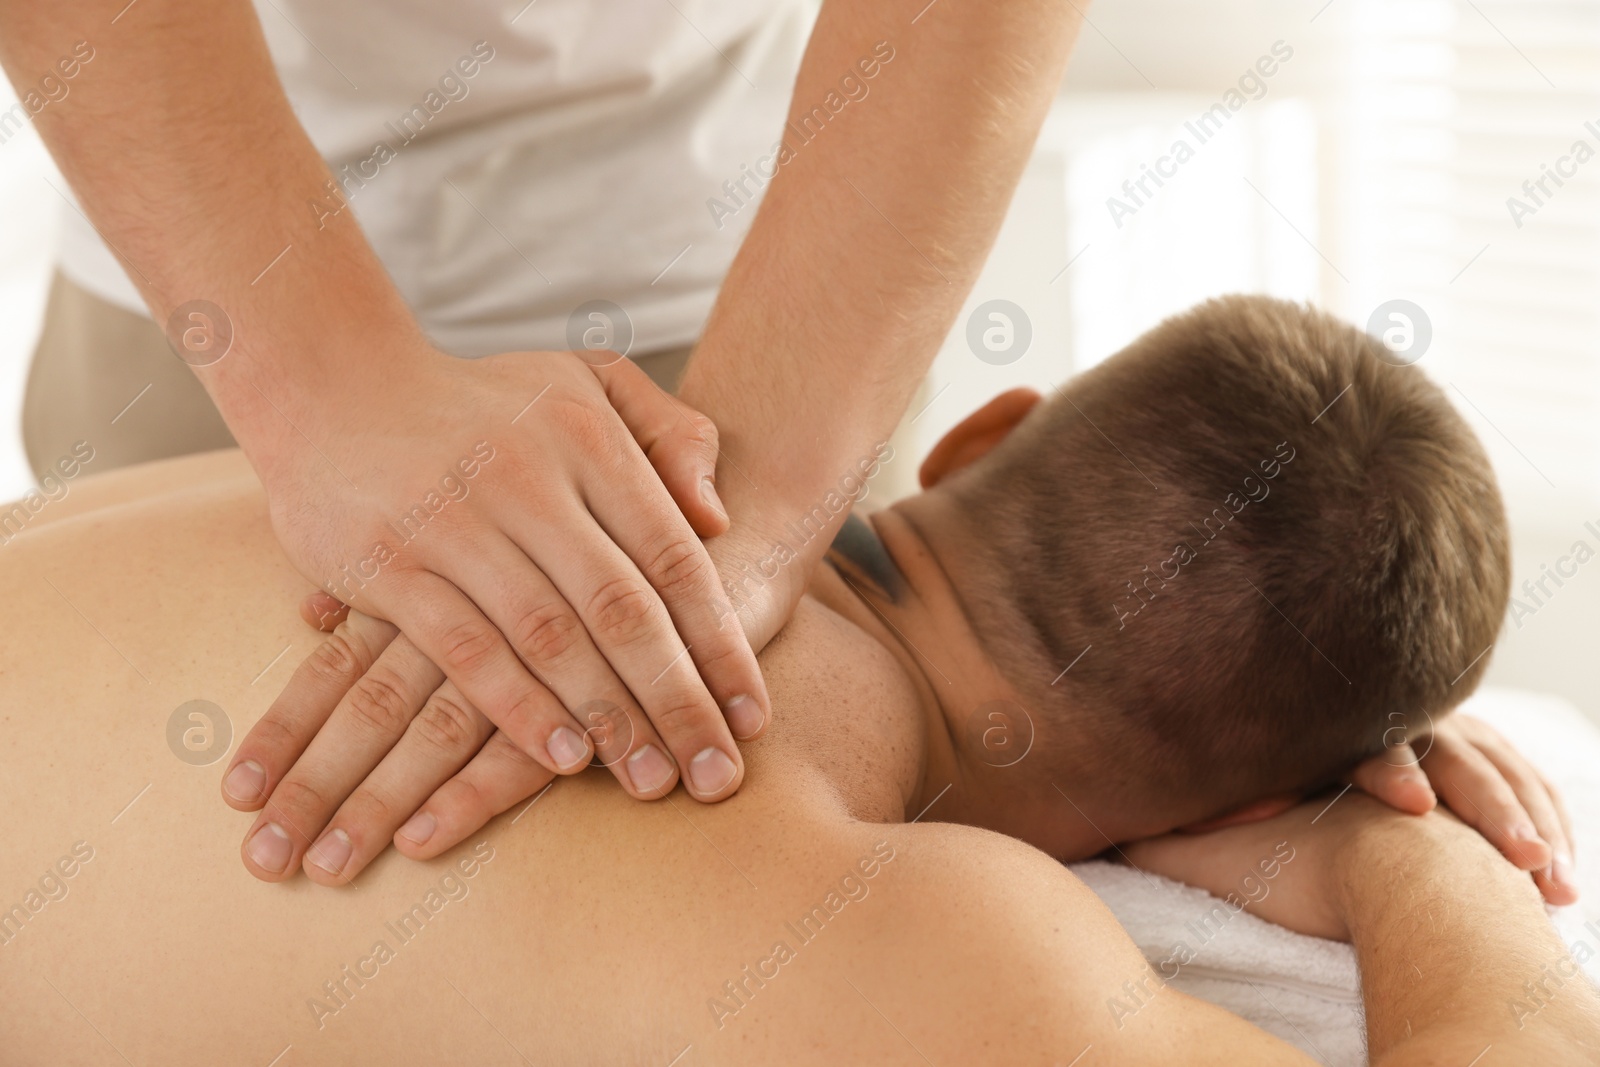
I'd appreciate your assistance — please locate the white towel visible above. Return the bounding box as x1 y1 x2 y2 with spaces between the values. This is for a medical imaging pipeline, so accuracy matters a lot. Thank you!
1068 686 1600 1065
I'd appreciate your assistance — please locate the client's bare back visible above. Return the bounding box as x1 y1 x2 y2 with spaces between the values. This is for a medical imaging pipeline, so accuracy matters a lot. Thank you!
0 455 1299 1066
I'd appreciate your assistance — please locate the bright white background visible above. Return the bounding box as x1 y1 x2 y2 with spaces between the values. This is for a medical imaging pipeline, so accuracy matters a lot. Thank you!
0 75 57 497
1 0 1597 719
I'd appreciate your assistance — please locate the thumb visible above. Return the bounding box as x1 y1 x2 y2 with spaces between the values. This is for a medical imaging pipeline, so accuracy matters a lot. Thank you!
1349 745 1437 815
299 591 351 632
592 355 729 537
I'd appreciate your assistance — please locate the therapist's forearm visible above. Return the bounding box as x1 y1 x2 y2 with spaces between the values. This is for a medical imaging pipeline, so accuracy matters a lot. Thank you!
0 0 420 479
681 0 1084 647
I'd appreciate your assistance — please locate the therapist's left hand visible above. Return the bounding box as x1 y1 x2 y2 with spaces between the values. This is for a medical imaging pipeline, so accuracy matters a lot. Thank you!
237 608 555 884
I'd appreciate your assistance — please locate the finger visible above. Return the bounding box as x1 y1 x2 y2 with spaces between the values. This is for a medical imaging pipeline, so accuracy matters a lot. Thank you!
441 533 683 800
1538 765 1575 853
573 416 769 730
1349 744 1437 815
530 369 768 777
300 590 350 632
394 730 558 860
1420 731 1552 873
585 480 770 743
374 563 595 777
1537 767 1580 905
222 611 400 812
576 696 679 798
240 631 443 881
520 506 751 801
592 355 728 537
301 680 496 885
1473 740 1579 905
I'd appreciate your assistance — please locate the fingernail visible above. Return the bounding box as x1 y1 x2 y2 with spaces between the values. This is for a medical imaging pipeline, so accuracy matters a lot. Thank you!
688 747 737 796
308 829 352 878
627 744 675 794
725 694 764 740
1554 851 1578 890
247 822 293 874
398 811 436 846
223 760 266 803
1512 823 1541 842
547 726 589 771
700 476 726 520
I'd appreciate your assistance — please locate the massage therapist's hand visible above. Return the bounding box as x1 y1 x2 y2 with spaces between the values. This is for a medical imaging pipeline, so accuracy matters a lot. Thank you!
224 350 769 881
1348 713 1577 905
229 610 557 883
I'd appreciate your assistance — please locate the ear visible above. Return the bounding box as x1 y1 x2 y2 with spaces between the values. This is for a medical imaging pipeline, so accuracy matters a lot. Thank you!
918 387 1042 489
1175 793 1300 835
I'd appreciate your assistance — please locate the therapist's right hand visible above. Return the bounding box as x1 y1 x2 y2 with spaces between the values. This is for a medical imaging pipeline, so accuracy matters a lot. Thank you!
225 347 768 879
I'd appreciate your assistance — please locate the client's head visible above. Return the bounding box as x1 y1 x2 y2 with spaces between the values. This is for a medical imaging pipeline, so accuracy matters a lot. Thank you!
912 295 1510 847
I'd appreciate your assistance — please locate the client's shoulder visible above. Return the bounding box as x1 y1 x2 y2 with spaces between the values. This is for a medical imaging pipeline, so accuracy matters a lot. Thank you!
787 819 1223 1061
758 588 911 704
747 589 927 823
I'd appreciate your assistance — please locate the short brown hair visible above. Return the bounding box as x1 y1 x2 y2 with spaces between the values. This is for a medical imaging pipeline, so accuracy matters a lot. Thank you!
944 295 1510 813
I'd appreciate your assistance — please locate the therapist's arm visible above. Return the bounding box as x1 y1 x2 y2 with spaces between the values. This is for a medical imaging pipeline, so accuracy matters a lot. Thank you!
0 0 767 806
682 0 1087 649
226 0 1092 878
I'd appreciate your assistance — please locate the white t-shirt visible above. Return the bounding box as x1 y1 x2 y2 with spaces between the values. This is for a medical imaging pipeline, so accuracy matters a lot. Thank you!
58 0 810 357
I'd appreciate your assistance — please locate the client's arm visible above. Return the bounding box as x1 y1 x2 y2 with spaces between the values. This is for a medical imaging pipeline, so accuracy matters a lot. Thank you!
1350 712 1579 904
1344 816 1599 1064
891 797 1600 1065
1125 794 1600 1064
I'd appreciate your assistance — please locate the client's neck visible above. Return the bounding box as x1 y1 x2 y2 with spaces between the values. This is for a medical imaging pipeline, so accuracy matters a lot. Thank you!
827 497 1145 859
